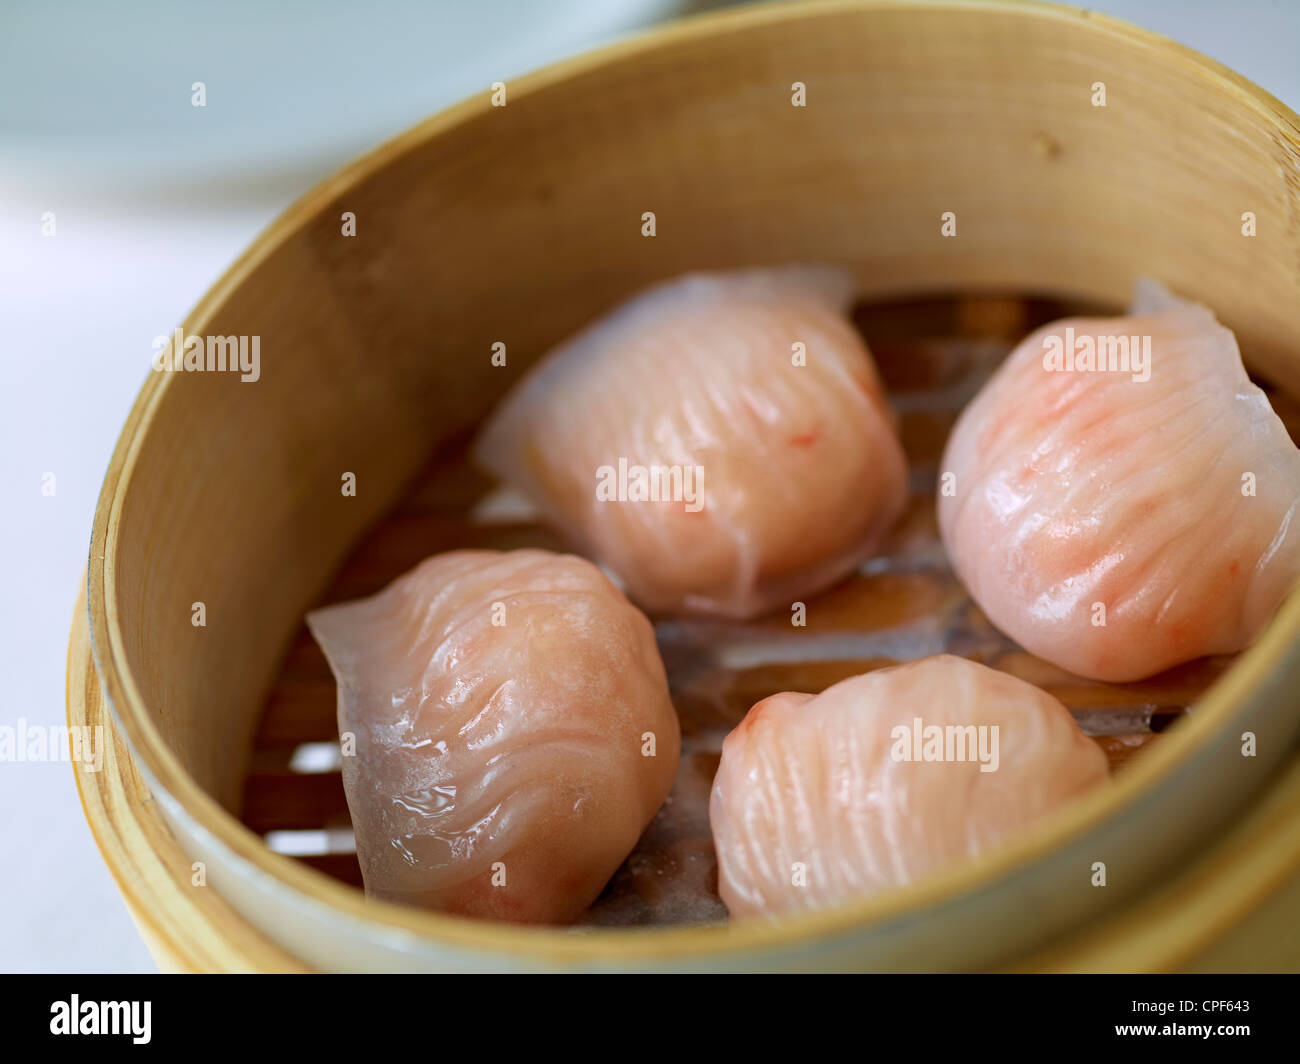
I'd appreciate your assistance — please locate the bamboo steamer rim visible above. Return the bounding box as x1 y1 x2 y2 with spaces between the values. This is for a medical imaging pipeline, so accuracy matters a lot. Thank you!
85 0 1300 964
67 587 312 972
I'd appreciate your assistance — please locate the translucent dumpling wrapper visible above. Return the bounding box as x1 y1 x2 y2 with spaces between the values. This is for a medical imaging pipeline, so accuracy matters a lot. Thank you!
473 265 909 619
708 655 1108 919
307 549 681 924
938 281 1300 682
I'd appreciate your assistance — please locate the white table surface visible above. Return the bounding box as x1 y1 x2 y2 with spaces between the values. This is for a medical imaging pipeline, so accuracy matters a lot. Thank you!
1 0 1296 973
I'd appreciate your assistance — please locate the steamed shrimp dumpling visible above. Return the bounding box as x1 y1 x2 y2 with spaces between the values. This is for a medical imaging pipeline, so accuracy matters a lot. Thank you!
473 265 908 619
939 281 1300 682
307 549 680 924
709 655 1107 919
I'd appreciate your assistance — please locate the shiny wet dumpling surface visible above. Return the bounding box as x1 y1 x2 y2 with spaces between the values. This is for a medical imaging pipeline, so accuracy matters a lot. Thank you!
307 549 680 924
939 284 1300 681
474 265 908 619
709 655 1108 919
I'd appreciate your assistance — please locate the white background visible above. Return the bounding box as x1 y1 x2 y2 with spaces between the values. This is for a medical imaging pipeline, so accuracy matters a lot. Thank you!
1 0 1296 973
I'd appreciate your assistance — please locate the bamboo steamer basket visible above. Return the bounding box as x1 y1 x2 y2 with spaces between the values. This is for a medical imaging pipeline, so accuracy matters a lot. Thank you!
70 0 1300 972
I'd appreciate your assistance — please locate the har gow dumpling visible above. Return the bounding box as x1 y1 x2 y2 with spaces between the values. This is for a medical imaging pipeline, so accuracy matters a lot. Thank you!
473 265 909 619
939 281 1300 682
708 655 1108 919
307 548 680 924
